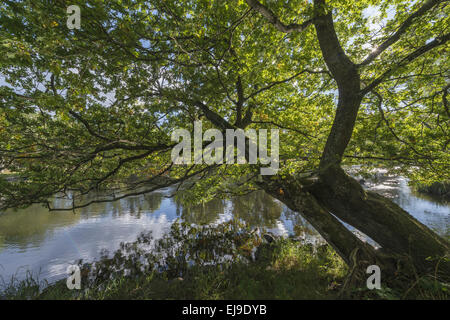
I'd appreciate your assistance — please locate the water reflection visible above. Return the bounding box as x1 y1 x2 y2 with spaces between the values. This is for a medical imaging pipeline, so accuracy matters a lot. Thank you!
175 191 284 228
364 175 449 236
0 176 448 284
175 197 228 225
0 205 82 249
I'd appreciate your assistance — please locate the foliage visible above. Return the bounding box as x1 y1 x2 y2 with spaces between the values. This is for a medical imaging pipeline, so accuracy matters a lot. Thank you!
415 181 450 200
0 0 448 209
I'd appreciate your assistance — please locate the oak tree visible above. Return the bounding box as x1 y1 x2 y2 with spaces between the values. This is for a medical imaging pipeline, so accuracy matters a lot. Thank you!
0 0 449 281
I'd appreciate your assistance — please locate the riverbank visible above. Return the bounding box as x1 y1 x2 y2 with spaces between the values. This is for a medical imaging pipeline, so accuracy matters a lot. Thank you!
1 221 448 300
416 182 450 201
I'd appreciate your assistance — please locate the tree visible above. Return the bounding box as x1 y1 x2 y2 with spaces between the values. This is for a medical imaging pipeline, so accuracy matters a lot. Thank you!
0 0 448 281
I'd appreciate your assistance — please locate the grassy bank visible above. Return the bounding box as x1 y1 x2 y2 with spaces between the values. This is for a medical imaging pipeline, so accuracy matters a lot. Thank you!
1 221 448 300
416 181 450 200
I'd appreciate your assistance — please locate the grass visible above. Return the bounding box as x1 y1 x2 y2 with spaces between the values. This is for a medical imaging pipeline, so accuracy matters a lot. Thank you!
0 220 448 300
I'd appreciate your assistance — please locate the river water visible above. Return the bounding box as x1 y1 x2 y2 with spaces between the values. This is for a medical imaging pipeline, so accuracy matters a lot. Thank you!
0 174 448 284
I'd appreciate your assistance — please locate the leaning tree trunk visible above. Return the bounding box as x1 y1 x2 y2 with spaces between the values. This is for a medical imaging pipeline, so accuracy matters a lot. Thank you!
257 1 450 281
258 175 379 268
236 0 449 284
307 165 449 277
260 170 449 289
288 4 450 280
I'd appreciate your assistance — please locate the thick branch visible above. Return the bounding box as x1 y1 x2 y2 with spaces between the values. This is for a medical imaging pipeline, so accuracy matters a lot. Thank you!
362 32 450 94
313 0 362 167
358 0 445 66
194 101 235 130
313 0 356 84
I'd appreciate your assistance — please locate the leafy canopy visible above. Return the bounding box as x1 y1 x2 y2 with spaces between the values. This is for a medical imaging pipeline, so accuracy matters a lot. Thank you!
0 0 448 210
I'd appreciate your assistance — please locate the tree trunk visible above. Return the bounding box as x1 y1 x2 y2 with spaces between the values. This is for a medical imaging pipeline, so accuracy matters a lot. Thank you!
304 1 450 279
259 175 377 267
239 0 450 283
261 172 449 283
309 165 450 277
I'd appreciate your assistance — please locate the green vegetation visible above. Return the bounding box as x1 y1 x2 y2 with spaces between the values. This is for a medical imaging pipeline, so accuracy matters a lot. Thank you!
0 0 449 297
1 221 448 300
416 182 450 200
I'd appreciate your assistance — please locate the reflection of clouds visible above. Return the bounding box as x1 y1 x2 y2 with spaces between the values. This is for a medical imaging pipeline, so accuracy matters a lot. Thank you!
268 221 289 237
278 212 294 235
1 175 448 284
0 210 175 283
214 203 234 225
365 176 449 236
47 264 67 278
369 184 397 191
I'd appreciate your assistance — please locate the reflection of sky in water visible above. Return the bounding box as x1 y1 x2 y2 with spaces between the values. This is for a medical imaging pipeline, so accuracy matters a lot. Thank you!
0 176 448 284
365 176 449 236
0 198 175 283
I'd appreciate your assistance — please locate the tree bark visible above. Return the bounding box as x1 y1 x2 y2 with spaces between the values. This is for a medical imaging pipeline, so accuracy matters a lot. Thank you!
259 175 376 267
309 166 449 276
260 170 449 283
308 1 449 277
257 0 450 280
243 0 450 281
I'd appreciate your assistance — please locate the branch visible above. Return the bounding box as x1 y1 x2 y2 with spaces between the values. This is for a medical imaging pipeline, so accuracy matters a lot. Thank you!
47 166 214 211
245 0 313 33
372 90 434 160
68 110 113 142
194 101 235 130
245 69 330 102
240 103 255 128
358 0 446 66
362 32 450 94
251 120 317 139
343 155 416 162
312 0 357 85
443 84 450 118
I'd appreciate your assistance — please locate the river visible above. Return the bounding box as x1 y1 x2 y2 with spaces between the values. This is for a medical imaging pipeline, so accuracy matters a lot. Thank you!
0 173 448 285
